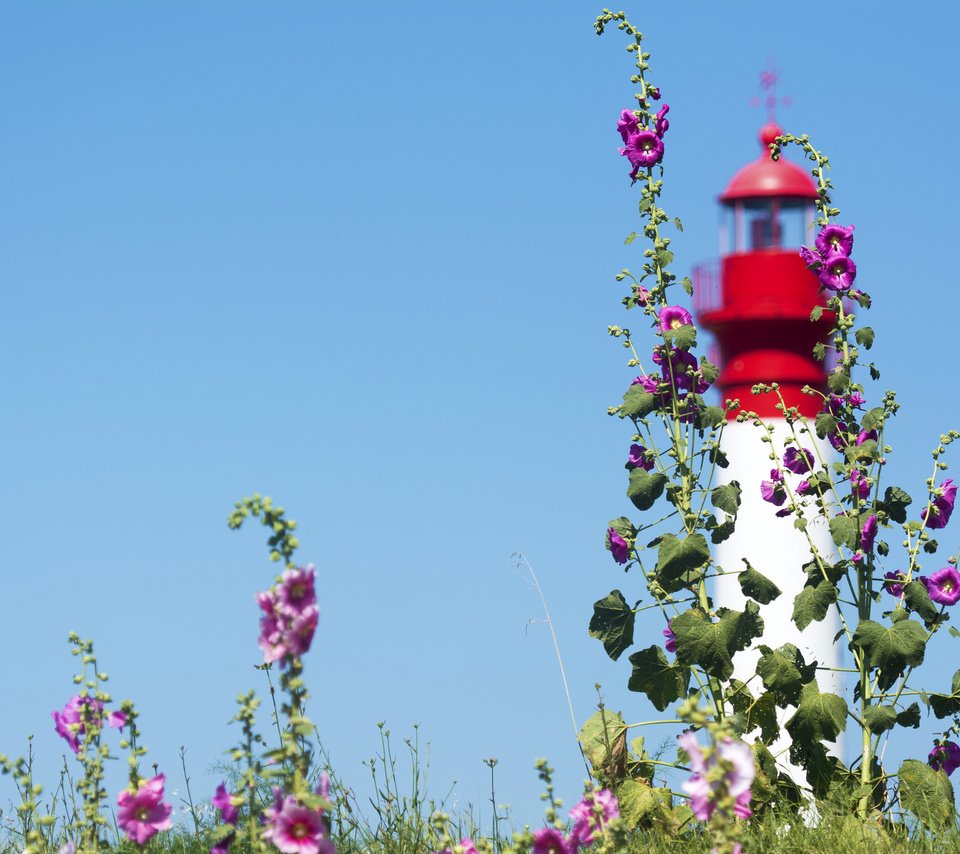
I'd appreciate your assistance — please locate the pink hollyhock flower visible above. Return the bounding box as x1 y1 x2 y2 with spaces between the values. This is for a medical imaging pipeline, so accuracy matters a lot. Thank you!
533 827 574 854
52 696 125 754
116 774 173 845
277 565 318 616
856 429 878 446
850 469 870 500
799 245 821 269
678 733 754 822
284 606 319 658
58 843 76 854
929 740 960 776
607 528 630 565
818 252 857 291
926 567 960 606
569 789 619 846
815 224 855 258
657 305 692 335
212 782 240 825
627 443 654 472
783 447 814 475
663 623 677 654
760 469 786 506
655 104 670 137
631 373 660 394
653 347 709 393
616 109 640 143
883 571 907 597
632 285 650 306
262 795 335 854
620 130 664 176
796 479 812 496
923 479 957 529
256 590 288 664
860 514 878 553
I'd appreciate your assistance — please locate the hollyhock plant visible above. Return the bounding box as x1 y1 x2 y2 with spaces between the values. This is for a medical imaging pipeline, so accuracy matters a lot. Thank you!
929 741 960 776
818 252 857 292
922 479 957 529
532 827 574 854
116 774 173 845
815 223 855 257
627 443 655 471
607 528 631 564
926 567 960 606
783 446 814 475
760 469 786 506
262 794 335 854
620 129 664 176
657 304 692 334
569 789 619 846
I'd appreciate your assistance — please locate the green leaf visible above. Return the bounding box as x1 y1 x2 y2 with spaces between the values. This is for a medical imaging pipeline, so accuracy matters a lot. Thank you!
697 406 726 429
622 385 657 419
846 439 879 465
809 305 823 322
755 643 815 706
673 216 683 232
627 469 667 512
792 579 837 631
929 670 960 718
655 533 710 582
862 705 898 734
899 759 955 831
709 445 729 469
627 646 691 711
853 618 926 690
869 363 880 381
903 580 941 627
681 277 693 296
739 561 782 605
578 709 628 778
829 515 859 550
699 358 719 385
785 681 848 746
624 232 638 245
711 481 742 517
881 486 913 524
813 341 826 361
855 327 875 350
588 590 636 661
710 519 736 544
654 248 674 269
897 702 921 729
827 369 850 393
672 602 764 681
861 406 885 432
607 516 635 541
815 412 838 440
616 779 674 830
663 323 697 350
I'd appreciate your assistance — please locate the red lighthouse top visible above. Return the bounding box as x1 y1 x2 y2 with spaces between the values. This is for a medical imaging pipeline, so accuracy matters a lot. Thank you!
694 123 832 420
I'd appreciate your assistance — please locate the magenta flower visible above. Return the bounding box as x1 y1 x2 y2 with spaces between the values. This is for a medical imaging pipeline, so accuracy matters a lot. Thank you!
657 305 693 335
116 774 173 846
883 571 907 597
760 469 786 506
653 347 709 393
678 733 754 823
631 373 660 394
569 789 619 846
633 285 650 305
856 429 878 446
617 109 640 142
532 827 574 854
256 590 288 664
850 469 870 501
262 795 335 854
284 606 319 658
663 624 677 654
655 103 670 137
212 782 240 826
926 567 960 606
783 447 814 475
277 565 318 616
620 130 664 176
607 528 631 565
848 392 866 407
647 86 661 100
627 443 654 472
923 479 957 529
796 479 812 496
799 245 821 269
818 252 857 291
929 740 960 776
860 514 878 553
815 224 855 258
52 695 125 754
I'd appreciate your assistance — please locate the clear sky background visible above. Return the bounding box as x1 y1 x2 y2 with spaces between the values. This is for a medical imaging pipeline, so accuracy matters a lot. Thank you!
1 0 958 833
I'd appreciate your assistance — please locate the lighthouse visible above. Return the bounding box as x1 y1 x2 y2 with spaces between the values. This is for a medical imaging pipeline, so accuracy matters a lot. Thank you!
693 122 844 759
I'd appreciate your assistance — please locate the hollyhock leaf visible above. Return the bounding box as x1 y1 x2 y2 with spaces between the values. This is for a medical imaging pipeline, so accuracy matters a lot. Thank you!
897 702 922 729
589 590 636 661
853 618 926 686
710 481 742 517
845 439 879 466
899 759 955 831
793 579 838 631
672 602 763 681
903 580 941 627
709 445 729 469
655 533 710 581
622 385 658 419
861 407 886 432
627 469 667 512
810 305 824 321
929 672 960 718
624 231 638 245
863 705 898 734
923 539 940 555
827 369 850 393
746 691 780 744
785 682 848 746
699 358 719 384
829 515 859 551
756 643 816 706
655 248 674 269
813 341 826 361
697 406 726 429
710 519 736 544
815 412 838 440
663 323 697 350
578 709 628 777
627 645 690 711
616 779 673 829
880 486 913 524
738 561 781 605
607 516 635 540
855 327 875 350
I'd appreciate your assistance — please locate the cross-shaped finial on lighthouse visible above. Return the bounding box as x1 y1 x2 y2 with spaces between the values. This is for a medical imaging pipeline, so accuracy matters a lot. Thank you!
750 57 793 124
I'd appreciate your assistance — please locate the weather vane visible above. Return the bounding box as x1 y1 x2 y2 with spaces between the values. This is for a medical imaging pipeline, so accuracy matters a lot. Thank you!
750 57 792 124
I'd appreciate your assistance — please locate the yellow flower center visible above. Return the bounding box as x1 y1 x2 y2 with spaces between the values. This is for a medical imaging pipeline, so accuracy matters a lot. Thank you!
293 822 310 839
136 807 150 822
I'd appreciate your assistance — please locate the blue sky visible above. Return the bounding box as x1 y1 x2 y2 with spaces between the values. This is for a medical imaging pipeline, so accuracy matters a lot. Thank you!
1 0 958 833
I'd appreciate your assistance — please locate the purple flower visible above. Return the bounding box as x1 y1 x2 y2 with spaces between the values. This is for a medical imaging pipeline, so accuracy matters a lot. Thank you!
276 565 318 617
616 109 640 143
678 733 754 823
848 392 866 407
532 827 574 854
818 252 857 292
607 528 630 565
815 224 855 258
52 695 125 755
627 443 654 471
929 741 960 776
884 571 907 597
633 285 650 306
856 429 878 446
663 624 677 654
861 514 878 553
926 567 960 606
262 794 335 854
783 447 814 475
657 305 693 335
631 373 660 394
655 104 670 137
760 469 786 506
796 479 812 496
620 130 664 176
923 479 957 530
850 469 870 500
569 789 619 846
799 245 822 269
116 774 173 846
647 86 661 100
653 347 709 393
212 782 240 826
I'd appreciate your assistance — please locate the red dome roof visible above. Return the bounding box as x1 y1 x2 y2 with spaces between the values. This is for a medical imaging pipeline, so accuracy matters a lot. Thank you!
719 123 818 203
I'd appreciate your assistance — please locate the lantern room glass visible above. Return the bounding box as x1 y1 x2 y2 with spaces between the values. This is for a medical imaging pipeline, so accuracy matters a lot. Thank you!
719 198 815 255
